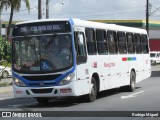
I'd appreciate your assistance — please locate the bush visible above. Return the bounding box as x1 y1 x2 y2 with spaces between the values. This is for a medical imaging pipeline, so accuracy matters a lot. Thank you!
0 36 11 64
0 82 11 87
0 61 11 67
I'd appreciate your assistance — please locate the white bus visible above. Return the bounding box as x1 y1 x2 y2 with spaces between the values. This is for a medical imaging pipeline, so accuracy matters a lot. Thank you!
12 18 151 104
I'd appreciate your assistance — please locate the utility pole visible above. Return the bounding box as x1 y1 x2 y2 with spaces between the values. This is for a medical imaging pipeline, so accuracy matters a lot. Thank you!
38 0 42 19
146 0 149 34
46 0 49 19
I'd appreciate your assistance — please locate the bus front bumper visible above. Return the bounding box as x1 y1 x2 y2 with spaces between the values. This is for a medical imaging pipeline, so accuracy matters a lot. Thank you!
13 84 77 98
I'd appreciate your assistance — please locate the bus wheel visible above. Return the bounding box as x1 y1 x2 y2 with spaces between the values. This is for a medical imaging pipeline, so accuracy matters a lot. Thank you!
86 77 97 102
127 71 136 92
36 98 50 104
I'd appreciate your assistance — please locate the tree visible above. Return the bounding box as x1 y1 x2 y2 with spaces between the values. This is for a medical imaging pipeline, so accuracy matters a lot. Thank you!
0 0 30 38
0 36 11 62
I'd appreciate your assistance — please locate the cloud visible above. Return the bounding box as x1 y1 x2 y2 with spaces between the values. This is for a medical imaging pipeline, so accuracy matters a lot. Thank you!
1 0 160 21
49 0 147 20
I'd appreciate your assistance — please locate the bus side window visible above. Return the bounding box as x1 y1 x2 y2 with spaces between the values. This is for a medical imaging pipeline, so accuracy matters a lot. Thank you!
117 32 127 54
74 32 87 64
96 29 108 54
107 30 118 54
126 33 135 54
134 34 142 54
141 34 149 54
85 28 97 55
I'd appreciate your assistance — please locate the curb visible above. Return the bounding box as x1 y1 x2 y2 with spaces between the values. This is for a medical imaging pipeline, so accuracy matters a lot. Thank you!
0 86 13 94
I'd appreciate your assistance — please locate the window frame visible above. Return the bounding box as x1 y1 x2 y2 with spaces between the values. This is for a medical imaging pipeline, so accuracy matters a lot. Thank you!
96 29 108 55
107 30 118 54
85 28 97 55
117 31 127 54
74 32 87 64
141 34 149 54
134 33 142 54
126 32 135 54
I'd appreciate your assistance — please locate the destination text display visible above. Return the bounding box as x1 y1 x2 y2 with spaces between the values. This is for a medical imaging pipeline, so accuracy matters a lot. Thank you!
13 21 71 36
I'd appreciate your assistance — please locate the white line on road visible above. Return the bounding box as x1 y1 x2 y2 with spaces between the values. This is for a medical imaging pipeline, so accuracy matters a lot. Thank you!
121 91 144 99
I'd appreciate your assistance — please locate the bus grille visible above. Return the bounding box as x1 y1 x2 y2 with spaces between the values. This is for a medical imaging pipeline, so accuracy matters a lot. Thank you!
29 82 56 86
31 88 53 94
23 74 62 81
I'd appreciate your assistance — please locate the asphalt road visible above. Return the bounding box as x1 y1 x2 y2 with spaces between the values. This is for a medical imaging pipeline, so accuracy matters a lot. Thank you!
1 76 160 111
0 65 160 120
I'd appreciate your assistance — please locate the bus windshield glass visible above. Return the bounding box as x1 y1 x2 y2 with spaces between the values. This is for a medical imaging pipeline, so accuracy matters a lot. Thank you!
12 34 73 73
150 53 156 57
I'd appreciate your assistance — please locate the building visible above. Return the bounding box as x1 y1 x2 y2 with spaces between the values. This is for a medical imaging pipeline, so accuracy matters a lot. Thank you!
91 20 160 52
1 21 19 36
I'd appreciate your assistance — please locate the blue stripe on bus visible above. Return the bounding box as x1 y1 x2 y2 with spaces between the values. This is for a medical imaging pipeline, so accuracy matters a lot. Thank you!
132 57 136 61
56 18 76 85
69 18 74 26
13 66 76 87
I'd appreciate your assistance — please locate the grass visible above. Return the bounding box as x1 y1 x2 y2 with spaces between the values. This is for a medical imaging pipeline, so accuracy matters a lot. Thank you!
0 82 11 87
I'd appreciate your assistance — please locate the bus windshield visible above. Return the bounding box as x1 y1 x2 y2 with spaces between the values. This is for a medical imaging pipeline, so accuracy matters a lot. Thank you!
150 53 156 57
13 34 73 73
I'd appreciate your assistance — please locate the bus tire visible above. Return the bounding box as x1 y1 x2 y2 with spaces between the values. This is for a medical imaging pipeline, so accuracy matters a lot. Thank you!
36 98 50 104
86 77 97 102
127 71 136 92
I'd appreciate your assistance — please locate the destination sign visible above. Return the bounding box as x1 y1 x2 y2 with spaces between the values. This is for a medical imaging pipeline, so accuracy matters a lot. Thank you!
13 21 71 36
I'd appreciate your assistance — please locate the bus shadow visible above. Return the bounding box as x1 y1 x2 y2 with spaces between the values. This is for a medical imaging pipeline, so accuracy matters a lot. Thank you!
97 88 121 99
21 87 142 108
151 71 160 77
0 87 142 109
97 86 141 100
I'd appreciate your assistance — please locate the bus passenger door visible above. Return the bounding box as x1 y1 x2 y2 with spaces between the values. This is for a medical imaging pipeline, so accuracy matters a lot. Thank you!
74 31 89 96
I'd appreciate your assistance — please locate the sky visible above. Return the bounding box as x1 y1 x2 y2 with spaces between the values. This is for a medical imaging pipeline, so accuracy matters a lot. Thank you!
1 0 160 22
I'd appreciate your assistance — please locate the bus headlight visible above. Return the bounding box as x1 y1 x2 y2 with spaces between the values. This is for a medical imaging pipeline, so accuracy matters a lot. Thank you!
59 73 75 85
13 77 26 87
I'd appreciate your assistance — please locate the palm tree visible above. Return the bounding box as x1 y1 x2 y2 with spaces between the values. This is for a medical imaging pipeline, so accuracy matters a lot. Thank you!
0 0 30 38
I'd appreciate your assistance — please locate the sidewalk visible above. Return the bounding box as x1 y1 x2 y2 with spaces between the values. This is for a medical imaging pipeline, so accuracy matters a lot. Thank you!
0 86 13 94
0 77 13 94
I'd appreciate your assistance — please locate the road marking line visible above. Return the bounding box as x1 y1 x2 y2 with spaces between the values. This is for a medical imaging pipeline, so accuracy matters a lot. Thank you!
121 91 144 99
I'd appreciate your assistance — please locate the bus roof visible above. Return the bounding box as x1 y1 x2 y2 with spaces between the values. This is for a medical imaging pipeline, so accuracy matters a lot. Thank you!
73 19 147 34
14 18 71 25
15 18 147 34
